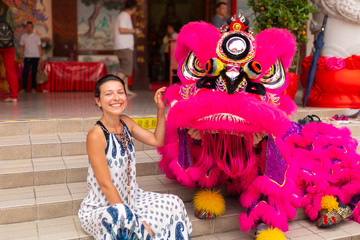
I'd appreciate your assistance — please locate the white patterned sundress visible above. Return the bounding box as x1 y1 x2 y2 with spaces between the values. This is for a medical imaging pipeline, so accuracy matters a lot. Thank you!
78 120 193 240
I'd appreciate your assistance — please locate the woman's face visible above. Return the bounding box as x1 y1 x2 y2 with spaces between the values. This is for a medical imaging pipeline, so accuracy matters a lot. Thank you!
96 80 127 115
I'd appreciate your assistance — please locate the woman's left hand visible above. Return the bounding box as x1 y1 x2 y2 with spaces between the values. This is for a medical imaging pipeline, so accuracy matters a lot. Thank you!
142 221 153 238
154 87 166 113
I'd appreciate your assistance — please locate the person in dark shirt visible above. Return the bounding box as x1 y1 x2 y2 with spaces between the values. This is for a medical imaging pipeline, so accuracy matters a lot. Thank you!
211 2 229 28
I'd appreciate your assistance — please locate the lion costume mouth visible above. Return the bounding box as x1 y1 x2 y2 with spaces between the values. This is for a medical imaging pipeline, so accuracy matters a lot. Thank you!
158 89 292 188
179 129 259 180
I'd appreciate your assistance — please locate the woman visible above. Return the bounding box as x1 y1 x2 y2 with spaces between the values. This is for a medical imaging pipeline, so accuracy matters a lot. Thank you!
78 74 192 240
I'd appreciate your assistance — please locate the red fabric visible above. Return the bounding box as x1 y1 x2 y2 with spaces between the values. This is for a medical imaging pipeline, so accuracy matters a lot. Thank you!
128 73 133 86
0 47 18 98
231 0 237 16
302 55 360 71
37 62 108 92
283 72 299 100
300 68 360 108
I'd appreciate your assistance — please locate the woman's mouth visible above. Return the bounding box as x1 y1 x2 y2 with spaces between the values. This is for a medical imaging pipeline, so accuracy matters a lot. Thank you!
110 103 122 107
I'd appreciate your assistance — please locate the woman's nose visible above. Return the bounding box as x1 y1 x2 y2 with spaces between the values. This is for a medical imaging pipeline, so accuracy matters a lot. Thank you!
113 93 120 100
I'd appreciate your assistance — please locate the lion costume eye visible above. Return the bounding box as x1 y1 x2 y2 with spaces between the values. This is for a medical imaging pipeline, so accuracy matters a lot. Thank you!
260 58 286 90
206 58 225 76
181 52 206 81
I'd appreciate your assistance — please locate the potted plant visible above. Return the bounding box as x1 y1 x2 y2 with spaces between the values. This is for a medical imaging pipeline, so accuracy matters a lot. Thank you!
248 0 316 73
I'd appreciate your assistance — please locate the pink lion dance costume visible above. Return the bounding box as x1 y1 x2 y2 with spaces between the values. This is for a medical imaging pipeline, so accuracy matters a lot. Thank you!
158 12 360 238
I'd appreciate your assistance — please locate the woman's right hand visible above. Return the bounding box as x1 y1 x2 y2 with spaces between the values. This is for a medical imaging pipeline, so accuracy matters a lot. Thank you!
142 221 153 238
154 87 166 113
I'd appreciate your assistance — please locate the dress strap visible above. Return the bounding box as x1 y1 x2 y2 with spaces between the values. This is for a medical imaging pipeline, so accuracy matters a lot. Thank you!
96 120 109 141
120 119 131 136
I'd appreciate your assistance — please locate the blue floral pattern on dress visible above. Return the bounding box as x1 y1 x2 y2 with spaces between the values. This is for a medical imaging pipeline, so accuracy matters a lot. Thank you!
107 206 119 224
124 204 134 224
111 135 117 159
115 136 126 157
175 222 185 240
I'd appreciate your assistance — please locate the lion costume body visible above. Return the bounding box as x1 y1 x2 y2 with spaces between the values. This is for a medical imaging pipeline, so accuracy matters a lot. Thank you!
157 13 360 238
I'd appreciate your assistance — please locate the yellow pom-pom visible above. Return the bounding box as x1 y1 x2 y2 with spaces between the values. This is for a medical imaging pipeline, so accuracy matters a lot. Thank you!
321 195 339 212
256 227 286 240
193 189 225 217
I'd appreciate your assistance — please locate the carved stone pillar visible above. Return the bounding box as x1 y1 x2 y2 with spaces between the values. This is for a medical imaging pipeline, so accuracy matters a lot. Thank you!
301 0 360 108
313 0 360 57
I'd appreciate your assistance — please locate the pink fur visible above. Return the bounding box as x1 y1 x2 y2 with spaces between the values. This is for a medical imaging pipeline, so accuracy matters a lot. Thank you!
254 28 296 77
158 17 360 235
163 83 182 107
351 202 360 223
278 95 297 115
174 22 221 84
165 90 292 135
280 122 360 220
239 202 289 232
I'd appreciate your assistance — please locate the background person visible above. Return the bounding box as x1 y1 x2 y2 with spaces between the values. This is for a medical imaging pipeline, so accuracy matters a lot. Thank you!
211 2 229 28
114 0 140 96
161 23 178 82
0 0 18 102
19 21 42 92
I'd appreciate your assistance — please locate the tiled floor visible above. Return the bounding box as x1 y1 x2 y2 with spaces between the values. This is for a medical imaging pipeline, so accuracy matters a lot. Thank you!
0 90 158 121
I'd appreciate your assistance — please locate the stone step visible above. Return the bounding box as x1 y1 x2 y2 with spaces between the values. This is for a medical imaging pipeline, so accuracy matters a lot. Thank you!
0 174 198 225
0 132 155 161
192 219 360 240
0 116 158 136
0 150 161 189
0 118 98 136
0 197 240 240
1 206 359 240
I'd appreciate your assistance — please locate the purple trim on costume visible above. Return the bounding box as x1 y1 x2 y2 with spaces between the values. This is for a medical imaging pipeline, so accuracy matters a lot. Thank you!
247 194 269 216
177 128 193 170
265 136 287 185
283 122 304 140
305 144 313 151
349 193 360 209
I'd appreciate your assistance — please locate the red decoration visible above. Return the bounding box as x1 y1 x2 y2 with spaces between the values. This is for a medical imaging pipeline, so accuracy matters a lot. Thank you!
300 67 360 108
37 62 108 92
283 72 299 100
230 21 247 32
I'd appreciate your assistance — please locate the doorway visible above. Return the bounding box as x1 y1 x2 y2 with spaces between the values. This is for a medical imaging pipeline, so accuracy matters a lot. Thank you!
147 0 216 83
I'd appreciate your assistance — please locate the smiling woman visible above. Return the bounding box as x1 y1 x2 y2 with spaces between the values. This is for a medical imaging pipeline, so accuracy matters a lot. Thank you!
94 79 127 116
78 74 193 240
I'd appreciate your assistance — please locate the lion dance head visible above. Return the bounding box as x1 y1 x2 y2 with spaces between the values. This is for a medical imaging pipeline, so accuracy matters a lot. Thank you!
158 11 297 190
